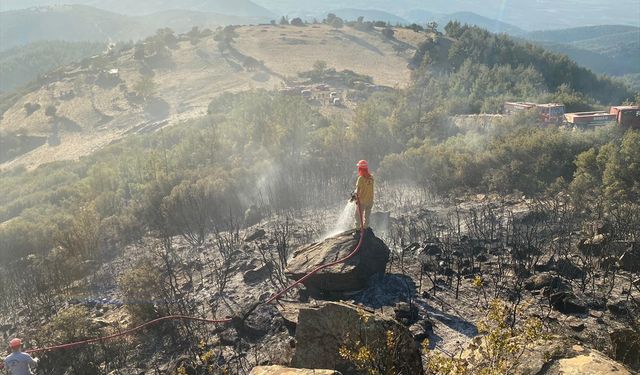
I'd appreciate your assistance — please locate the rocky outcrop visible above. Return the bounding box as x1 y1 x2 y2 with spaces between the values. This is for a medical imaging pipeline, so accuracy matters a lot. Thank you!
549 291 588 314
618 243 640 272
516 340 634 375
243 261 273 284
285 229 390 293
244 228 266 242
610 329 640 370
291 302 423 375
554 258 584 280
549 350 633 374
524 273 570 291
250 366 340 375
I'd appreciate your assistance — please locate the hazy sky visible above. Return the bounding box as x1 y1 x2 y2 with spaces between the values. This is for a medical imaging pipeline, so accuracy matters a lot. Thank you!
1 0 638 29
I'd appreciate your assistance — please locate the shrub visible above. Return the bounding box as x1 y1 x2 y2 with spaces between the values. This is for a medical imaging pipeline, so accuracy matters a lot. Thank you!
23 102 41 116
424 299 545 375
118 257 166 322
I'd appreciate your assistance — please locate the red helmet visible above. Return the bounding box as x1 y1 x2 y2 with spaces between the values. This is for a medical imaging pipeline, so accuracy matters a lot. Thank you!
357 160 368 168
9 338 22 349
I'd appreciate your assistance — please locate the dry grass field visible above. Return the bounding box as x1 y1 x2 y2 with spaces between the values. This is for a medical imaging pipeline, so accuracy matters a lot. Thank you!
0 24 423 170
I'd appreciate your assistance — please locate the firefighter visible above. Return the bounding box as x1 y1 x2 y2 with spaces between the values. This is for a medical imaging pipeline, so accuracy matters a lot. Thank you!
351 160 374 231
3 338 38 375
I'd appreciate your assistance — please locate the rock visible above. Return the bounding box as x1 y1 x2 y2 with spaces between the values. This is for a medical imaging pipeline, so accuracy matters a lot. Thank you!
394 302 418 325
589 311 604 319
549 291 588 314
239 258 263 272
514 339 633 375
549 350 633 374
409 320 432 342
92 318 111 327
610 329 640 370
285 229 390 293
353 274 416 308
420 243 442 258
250 366 340 375
584 297 606 310
567 321 585 332
618 246 640 272
245 228 266 242
292 302 423 375
243 262 273 284
555 259 584 280
276 301 326 328
607 300 632 315
524 273 570 292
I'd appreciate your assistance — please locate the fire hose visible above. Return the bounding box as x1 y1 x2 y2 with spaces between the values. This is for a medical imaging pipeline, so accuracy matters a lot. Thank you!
16 198 366 356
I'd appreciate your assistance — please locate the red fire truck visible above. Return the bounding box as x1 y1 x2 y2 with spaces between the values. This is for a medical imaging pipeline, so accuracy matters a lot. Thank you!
610 106 640 129
503 102 565 123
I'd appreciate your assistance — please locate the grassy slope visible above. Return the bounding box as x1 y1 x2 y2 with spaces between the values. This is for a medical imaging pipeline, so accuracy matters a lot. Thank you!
0 24 417 170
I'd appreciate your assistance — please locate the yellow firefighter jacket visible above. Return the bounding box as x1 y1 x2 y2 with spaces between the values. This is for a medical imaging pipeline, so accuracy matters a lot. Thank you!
356 175 374 206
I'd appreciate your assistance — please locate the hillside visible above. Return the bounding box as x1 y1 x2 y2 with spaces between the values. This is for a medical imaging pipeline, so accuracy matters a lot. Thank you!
0 5 140 50
527 25 640 44
524 25 640 76
0 5 263 51
0 24 416 170
529 40 639 76
0 41 106 93
2 21 636 171
434 11 526 35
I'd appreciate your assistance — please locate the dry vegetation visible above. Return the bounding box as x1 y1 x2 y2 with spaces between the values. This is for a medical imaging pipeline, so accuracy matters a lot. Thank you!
0 24 419 170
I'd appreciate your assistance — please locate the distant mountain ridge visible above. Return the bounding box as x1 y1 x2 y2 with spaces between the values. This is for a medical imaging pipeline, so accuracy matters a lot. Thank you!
326 8 408 24
253 0 640 30
323 9 527 35
0 0 275 17
523 25 640 76
527 25 639 43
433 11 526 35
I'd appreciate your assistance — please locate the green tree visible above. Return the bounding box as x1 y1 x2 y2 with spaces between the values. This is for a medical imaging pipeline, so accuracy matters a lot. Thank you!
134 76 156 99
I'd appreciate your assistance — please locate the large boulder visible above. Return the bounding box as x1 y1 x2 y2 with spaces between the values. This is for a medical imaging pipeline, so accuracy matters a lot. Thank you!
549 291 588 314
548 350 633 374
555 258 584 280
292 302 423 375
524 273 570 292
618 244 640 272
610 329 640 370
285 229 390 293
515 339 633 375
250 366 340 375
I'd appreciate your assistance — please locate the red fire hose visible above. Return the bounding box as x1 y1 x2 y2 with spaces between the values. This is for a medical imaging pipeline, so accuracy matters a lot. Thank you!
16 198 366 356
